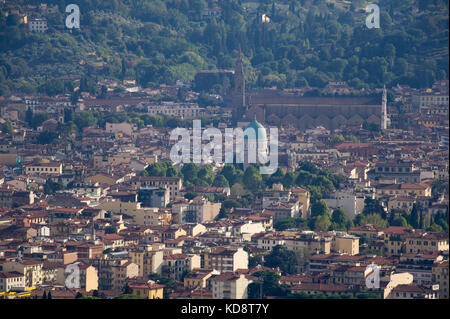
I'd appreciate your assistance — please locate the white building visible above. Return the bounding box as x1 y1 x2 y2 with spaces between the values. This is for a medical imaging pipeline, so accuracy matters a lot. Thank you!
28 18 48 33
232 220 265 241
105 122 134 136
209 247 248 273
0 272 26 292
211 273 251 299
323 191 365 219
142 102 204 119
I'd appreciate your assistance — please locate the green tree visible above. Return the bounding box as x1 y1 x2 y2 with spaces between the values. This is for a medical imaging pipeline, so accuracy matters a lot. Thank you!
313 214 331 232
243 166 263 193
247 270 286 299
44 179 64 195
265 245 298 274
181 163 200 185
354 213 388 228
212 174 230 188
1 120 13 135
282 172 295 188
390 215 409 227
331 208 353 230
37 131 59 145
311 200 330 218
409 204 420 229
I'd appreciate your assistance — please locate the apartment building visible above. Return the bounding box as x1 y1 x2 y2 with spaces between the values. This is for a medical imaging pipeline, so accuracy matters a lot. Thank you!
96 258 138 291
291 187 311 218
182 196 221 223
138 187 170 208
265 202 302 223
209 247 248 273
162 254 201 281
0 272 25 292
93 152 132 169
97 198 159 225
405 232 449 254
383 227 415 256
396 252 443 286
432 260 449 299
23 161 62 176
211 273 250 299
388 284 439 299
129 281 164 299
376 183 431 198
143 102 204 119
28 18 48 32
184 269 214 289
2 260 44 287
129 246 164 277
283 232 332 255
0 186 35 208
331 235 360 256
131 176 182 202
324 191 365 219
368 161 420 183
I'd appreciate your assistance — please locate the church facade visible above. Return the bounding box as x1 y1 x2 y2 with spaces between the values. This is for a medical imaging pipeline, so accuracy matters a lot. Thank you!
227 54 388 131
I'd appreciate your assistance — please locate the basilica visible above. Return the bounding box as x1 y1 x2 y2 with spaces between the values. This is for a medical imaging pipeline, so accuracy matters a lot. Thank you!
226 53 388 132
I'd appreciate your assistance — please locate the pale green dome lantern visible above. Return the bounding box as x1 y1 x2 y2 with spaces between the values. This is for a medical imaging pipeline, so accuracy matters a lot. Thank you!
245 115 267 141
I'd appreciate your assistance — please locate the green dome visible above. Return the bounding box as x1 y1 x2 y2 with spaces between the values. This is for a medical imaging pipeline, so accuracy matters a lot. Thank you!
245 116 267 141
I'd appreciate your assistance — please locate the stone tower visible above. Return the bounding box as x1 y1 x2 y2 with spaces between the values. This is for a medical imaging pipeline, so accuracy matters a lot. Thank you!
381 85 388 130
232 48 247 124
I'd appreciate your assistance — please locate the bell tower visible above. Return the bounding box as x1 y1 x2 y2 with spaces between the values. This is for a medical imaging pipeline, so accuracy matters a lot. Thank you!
232 48 247 124
381 85 388 130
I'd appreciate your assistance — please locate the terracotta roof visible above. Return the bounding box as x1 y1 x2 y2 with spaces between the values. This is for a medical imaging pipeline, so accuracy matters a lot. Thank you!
291 283 352 292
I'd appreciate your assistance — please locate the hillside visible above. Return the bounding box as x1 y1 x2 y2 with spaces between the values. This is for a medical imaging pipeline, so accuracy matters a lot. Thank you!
0 0 448 96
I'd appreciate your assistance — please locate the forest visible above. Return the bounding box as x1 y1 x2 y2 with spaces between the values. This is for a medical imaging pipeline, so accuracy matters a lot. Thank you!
0 0 448 96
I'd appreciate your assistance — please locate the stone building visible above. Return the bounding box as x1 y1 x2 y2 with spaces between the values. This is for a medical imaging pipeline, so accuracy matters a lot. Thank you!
227 54 388 131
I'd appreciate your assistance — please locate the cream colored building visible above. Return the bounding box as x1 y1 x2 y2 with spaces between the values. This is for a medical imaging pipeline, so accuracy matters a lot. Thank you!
182 196 221 223
97 199 160 225
105 122 133 136
23 161 62 176
432 260 449 299
291 187 310 218
129 246 164 277
281 231 332 255
97 259 138 291
332 235 360 255
376 183 432 198
2 260 44 288
94 152 133 169
405 232 449 254
211 273 250 299
184 270 214 289
129 282 164 299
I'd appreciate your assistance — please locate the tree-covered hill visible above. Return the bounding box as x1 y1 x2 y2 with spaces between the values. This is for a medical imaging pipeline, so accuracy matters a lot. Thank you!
0 0 448 96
